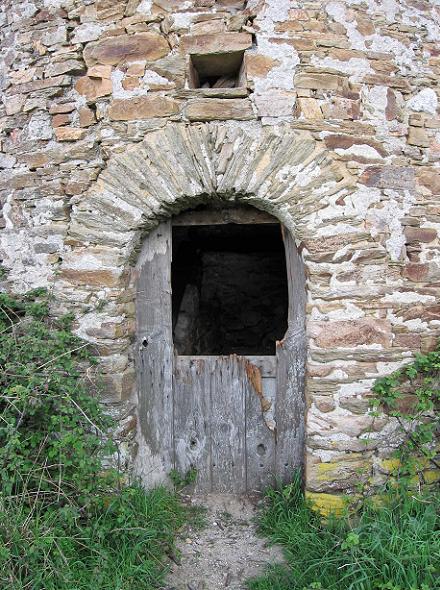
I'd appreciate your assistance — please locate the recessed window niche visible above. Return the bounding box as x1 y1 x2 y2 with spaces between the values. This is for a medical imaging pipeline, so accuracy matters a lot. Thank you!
188 51 246 89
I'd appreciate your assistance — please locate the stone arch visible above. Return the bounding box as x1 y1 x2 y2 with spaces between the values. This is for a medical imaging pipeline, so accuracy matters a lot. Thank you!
67 122 351 251
60 121 354 486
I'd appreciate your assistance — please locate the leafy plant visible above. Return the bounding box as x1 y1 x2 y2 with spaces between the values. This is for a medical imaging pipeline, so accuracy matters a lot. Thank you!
370 342 440 485
0 290 187 590
0 289 114 505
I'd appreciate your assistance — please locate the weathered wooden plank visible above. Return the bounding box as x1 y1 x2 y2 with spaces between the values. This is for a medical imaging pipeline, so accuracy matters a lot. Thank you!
275 227 307 484
210 356 247 493
245 358 276 493
178 355 276 377
174 357 211 493
136 221 174 484
172 206 276 226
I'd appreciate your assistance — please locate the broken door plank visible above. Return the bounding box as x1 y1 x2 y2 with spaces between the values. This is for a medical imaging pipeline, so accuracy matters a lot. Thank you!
245 358 276 493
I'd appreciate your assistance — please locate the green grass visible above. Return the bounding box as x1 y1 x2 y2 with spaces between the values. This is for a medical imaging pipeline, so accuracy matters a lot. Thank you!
0 290 191 590
248 473 439 590
0 484 187 590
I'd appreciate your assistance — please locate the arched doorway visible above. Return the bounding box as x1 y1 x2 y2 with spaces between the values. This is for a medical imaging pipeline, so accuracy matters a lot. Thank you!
136 204 306 493
61 122 352 493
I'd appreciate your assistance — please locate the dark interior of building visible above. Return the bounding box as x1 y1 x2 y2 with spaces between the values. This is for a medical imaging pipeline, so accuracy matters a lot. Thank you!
172 223 288 355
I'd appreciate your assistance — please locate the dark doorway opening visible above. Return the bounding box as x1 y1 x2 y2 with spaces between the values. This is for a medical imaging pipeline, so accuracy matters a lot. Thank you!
172 222 288 355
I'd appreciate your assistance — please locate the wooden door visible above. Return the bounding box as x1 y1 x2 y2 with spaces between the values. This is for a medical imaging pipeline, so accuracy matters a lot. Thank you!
137 214 305 493
174 355 277 493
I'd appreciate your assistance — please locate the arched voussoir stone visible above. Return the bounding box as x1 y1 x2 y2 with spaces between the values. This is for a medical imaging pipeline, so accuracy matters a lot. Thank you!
67 122 353 252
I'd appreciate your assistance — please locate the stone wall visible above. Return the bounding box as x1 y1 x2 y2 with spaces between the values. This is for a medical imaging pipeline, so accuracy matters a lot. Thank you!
1 0 439 502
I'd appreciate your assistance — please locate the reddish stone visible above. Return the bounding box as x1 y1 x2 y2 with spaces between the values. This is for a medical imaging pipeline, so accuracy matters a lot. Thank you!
321 98 360 121
324 135 387 157
83 32 169 67
314 397 336 413
417 170 440 195
87 64 113 79
49 102 76 114
75 76 112 101
12 75 70 94
422 306 440 321
181 32 252 55
360 166 415 190
108 96 179 120
393 333 421 348
246 54 279 77
385 88 398 121
60 268 124 287
52 113 70 127
404 227 437 243
403 263 429 282
122 76 140 91
185 98 254 121
55 128 87 141
78 106 96 127
362 74 411 91
314 318 392 348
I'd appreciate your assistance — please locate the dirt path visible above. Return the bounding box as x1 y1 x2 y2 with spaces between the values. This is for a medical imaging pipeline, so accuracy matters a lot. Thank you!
163 494 284 590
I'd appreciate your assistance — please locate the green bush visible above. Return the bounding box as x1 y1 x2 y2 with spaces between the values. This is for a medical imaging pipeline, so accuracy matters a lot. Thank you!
0 291 186 590
248 473 439 590
0 289 113 503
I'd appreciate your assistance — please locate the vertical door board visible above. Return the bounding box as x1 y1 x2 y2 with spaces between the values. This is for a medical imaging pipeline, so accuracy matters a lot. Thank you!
136 222 174 478
174 357 211 493
210 356 247 493
275 228 307 483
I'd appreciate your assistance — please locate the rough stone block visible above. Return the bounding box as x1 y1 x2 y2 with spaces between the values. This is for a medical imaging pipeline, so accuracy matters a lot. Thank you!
297 97 322 119
313 318 392 348
404 226 437 243
294 72 346 91
100 369 136 403
305 492 352 516
408 126 430 147
360 166 415 190
83 32 169 67
60 268 124 286
181 32 252 55
55 128 87 141
307 456 371 492
185 98 254 121
75 76 113 101
108 96 180 120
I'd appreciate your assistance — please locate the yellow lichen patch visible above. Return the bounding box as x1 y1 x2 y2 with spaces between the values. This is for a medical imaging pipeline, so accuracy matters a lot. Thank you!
422 469 440 484
306 492 354 517
379 458 402 473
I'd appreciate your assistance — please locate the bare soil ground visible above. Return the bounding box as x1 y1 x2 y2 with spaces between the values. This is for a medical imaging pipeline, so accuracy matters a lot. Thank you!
162 494 284 590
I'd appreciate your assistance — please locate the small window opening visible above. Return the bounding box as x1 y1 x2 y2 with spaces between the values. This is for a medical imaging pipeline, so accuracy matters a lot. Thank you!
188 51 246 89
172 221 288 355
